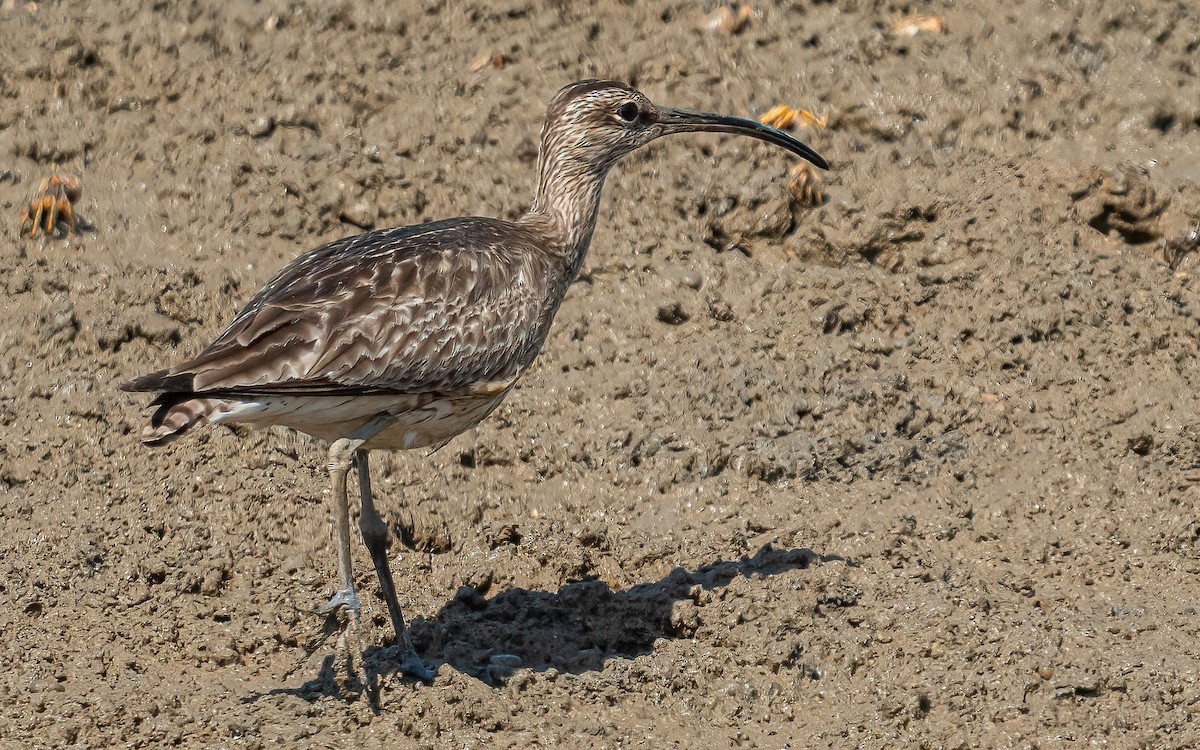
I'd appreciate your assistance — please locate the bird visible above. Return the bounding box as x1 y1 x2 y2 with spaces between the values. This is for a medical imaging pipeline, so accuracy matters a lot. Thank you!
121 79 828 691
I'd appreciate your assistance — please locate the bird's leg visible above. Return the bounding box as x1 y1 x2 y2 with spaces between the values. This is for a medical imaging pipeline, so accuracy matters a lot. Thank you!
317 414 397 694
354 451 435 681
321 436 370 690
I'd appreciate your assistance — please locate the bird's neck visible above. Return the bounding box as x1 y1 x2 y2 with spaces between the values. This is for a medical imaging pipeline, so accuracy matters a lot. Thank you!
522 153 609 283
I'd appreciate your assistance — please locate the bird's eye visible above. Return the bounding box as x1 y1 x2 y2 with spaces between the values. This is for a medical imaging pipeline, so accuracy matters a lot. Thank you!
617 102 640 122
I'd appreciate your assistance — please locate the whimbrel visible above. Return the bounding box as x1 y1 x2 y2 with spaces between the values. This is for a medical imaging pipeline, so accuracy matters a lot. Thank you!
121 80 828 689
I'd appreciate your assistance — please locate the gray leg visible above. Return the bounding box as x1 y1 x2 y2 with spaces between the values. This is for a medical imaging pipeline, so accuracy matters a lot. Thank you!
355 451 435 681
316 415 394 693
320 437 369 690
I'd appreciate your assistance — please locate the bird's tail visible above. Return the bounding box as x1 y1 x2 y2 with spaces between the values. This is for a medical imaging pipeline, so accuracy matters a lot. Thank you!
140 395 215 446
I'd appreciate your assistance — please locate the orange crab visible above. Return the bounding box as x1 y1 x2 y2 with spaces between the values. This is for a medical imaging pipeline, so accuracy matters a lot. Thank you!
759 105 829 131
20 173 82 238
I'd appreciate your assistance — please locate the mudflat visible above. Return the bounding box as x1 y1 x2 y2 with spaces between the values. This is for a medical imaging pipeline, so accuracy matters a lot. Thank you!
2 1 1199 747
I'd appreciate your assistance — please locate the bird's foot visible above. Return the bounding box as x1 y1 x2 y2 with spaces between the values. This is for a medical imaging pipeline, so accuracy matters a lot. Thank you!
320 587 361 616
401 654 436 683
397 637 436 682
320 588 370 692
378 640 436 682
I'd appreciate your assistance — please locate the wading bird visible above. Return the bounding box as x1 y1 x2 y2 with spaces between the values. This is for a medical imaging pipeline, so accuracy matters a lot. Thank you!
122 79 828 691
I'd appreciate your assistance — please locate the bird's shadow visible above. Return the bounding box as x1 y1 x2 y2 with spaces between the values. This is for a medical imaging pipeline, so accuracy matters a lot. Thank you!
251 543 830 703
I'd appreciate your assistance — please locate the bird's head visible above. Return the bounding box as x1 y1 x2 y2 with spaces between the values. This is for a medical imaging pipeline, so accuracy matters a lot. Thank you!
539 79 828 175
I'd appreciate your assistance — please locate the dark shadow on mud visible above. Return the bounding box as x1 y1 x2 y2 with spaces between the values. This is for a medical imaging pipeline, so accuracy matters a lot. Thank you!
421 543 825 680
248 543 829 703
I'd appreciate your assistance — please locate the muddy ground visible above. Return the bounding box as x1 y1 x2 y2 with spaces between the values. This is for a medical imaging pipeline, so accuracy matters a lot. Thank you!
2 0 1200 747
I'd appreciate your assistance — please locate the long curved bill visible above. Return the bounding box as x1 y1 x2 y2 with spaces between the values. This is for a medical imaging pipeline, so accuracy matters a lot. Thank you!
655 105 829 170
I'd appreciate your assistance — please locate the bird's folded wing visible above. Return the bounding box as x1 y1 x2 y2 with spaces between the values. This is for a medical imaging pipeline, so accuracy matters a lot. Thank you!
123 218 556 397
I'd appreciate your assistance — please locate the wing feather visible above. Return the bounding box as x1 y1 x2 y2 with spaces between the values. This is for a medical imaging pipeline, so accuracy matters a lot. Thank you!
124 217 561 398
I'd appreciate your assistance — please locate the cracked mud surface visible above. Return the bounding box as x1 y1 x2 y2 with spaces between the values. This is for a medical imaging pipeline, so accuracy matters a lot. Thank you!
2 1 1200 747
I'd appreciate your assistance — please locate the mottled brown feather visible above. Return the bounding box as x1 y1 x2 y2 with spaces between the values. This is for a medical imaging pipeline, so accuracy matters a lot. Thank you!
122 217 571 400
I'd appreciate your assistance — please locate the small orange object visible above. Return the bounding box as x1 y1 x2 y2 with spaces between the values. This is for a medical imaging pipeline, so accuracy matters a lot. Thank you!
759 105 828 131
19 173 81 238
795 109 829 129
889 14 947 38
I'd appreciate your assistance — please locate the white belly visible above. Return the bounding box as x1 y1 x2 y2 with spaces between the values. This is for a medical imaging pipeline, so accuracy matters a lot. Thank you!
207 385 514 450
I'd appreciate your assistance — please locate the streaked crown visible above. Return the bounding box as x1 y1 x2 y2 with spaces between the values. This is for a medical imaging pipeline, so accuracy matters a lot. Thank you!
538 80 661 173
